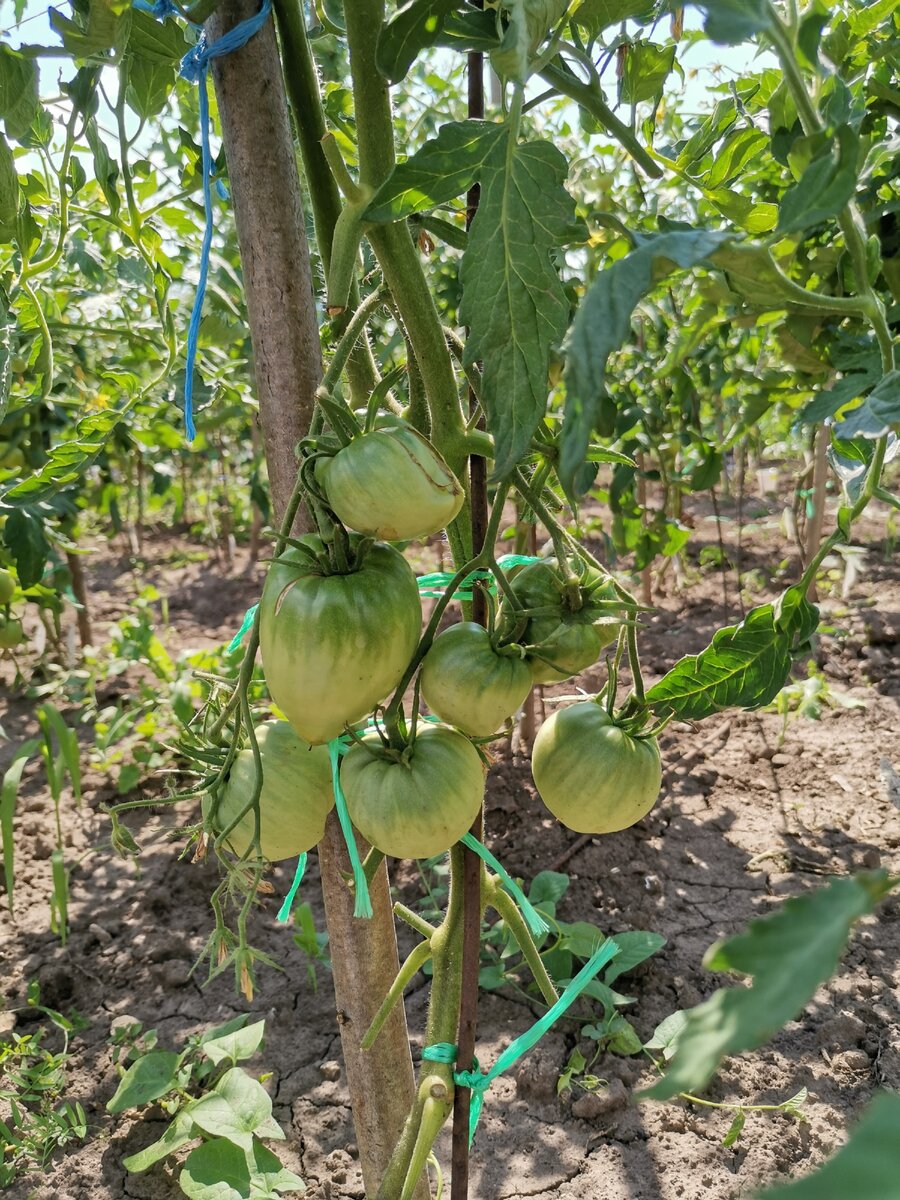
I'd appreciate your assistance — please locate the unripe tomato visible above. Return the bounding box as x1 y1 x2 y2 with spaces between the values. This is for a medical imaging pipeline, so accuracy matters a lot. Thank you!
0 568 15 605
420 622 532 736
317 421 464 540
341 724 484 858
532 702 661 834
260 536 422 745
202 721 334 861
500 557 622 683
0 617 25 649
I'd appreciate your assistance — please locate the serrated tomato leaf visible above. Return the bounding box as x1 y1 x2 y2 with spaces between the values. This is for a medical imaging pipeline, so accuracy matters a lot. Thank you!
460 131 585 477
832 370 900 439
561 229 732 496
642 872 896 1101
645 585 819 720
376 0 462 83
365 120 504 223
777 127 859 235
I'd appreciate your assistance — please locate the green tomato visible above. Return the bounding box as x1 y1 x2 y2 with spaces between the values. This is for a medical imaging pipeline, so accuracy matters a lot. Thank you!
500 557 622 683
0 568 15 605
317 421 464 541
420 622 532 736
259 536 421 745
532 702 661 834
0 618 25 649
202 721 334 861
341 724 485 858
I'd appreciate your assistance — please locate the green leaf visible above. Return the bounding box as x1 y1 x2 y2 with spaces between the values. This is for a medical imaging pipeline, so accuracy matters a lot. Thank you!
527 869 570 908
710 243 855 315
561 228 732 495
459 131 584 477
644 1010 687 1061
50 0 131 60
605 1013 643 1055
777 127 859 235
832 371 900 439
187 1068 282 1154
490 0 567 83
375 0 462 83
202 1020 266 1067
0 46 40 140
365 120 505 223
127 7 190 61
642 872 896 1100
126 59 176 121
693 0 774 44
757 1093 900 1199
180 1138 249 1200
0 133 19 242
573 0 654 36
722 1108 746 1148
106 1051 181 1114
123 1110 197 1173
37 702 82 803
2 508 50 588
619 40 676 107
646 585 819 720
86 120 120 217
604 931 666 985
1 739 40 916
248 1140 306 1196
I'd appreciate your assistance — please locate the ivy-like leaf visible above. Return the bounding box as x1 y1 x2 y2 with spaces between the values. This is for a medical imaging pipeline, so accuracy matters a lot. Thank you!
832 371 900 439
187 1067 283 1154
560 228 731 496
646 585 819 719
777 126 859 235
756 1092 900 1200
179 1138 249 1200
365 120 505 223
643 872 897 1101
123 1110 197 1173
376 0 462 83
0 45 40 140
106 1050 181 1114
460 131 584 477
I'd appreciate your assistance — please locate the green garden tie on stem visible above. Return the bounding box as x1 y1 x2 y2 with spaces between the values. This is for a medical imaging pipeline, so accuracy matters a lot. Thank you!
459 832 548 937
276 852 307 923
227 603 258 653
796 487 816 519
425 937 620 1145
328 738 373 919
416 555 542 601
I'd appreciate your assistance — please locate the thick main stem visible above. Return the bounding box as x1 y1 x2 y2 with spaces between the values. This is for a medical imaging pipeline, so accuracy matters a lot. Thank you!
206 4 420 1195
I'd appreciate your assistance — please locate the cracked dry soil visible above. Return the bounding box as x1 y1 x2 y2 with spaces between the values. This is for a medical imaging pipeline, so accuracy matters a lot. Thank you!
1 498 898 1200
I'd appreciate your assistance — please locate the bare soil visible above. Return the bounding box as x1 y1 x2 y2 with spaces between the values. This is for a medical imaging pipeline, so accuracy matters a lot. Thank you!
1 493 898 1200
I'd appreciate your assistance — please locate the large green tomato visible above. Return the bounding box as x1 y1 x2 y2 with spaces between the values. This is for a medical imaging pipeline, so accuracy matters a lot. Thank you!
500 557 621 683
341 724 484 858
260 537 421 745
420 622 532 737
202 721 333 861
0 618 24 649
532 702 661 834
0 569 15 605
317 421 464 541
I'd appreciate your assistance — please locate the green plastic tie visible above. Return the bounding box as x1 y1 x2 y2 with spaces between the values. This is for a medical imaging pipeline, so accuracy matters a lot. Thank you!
416 555 542 601
796 487 815 519
460 832 548 937
425 937 619 1144
328 738 373 919
276 852 307 923
227 603 258 653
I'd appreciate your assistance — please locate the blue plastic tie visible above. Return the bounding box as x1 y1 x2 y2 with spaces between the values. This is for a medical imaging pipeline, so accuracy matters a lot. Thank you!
133 0 179 18
176 0 273 440
277 852 307 923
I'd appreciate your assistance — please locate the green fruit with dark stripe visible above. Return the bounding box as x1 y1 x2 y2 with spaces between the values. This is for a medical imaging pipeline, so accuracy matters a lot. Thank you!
341 723 485 859
420 622 532 736
260 537 421 745
532 702 661 834
203 721 333 861
317 422 464 541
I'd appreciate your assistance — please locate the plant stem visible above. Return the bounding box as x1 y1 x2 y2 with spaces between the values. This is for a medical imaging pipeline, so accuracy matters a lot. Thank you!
488 883 559 1007
362 939 434 1050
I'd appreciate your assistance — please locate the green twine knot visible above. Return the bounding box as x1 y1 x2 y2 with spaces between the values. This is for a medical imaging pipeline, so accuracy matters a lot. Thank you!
422 938 620 1145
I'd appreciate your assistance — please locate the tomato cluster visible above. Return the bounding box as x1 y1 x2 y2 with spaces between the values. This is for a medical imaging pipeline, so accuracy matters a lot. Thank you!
204 427 661 863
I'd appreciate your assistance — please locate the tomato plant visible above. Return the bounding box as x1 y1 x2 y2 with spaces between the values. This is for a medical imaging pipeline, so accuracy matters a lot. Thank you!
1 0 898 1197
